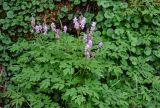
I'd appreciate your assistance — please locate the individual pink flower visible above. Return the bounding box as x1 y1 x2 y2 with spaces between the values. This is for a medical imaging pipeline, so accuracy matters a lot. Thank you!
74 22 80 30
63 25 67 33
91 22 96 28
51 22 56 32
43 23 48 35
88 40 93 48
79 17 86 30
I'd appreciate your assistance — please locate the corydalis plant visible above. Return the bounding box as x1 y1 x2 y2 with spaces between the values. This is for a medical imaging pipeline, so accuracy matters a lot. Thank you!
82 22 102 59
30 16 102 59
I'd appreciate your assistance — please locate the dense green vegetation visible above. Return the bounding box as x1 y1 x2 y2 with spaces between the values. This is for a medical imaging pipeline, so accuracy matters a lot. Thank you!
0 0 160 108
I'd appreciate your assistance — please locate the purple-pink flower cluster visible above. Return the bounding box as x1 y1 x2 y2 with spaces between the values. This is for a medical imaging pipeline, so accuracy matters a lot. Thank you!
73 17 80 30
73 16 86 30
82 21 96 59
82 21 103 59
50 22 62 39
90 22 96 34
35 25 42 33
84 36 93 59
31 17 68 38
31 17 48 35
51 22 56 32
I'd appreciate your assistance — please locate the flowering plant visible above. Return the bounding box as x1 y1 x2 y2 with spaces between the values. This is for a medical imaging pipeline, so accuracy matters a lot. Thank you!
31 16 103 59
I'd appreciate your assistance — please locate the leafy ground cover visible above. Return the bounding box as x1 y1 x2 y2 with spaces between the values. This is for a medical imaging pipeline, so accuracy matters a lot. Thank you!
0 0 160 108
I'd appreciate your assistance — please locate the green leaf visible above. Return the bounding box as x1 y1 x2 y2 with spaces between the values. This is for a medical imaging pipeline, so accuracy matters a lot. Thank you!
40 79 50 89
51 83 65 90
104 11 114 19
61 6 68 13
74 0 81 5
74 95 86 105
63 68 74 76
129 57 137 65
49 4 55 10
96 12 104 22
144 47 151 56
98 1 110 8
115 28 124 35
7 11 14 18
3 2 10 10
68 14 73 20
130 37 138 46
107 28 114 36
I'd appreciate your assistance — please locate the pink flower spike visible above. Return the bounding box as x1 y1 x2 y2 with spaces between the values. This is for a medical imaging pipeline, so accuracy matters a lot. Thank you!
83 34 88 43
55 29 61 39
84 44 90 59
51 22 56 32
39 25 43 33
92 22 96 27
35 25 41 33
74 22 80 30
85 51 90 59
73 17 80 30
63 25 67 33
43 24 48 35
80 17 86 30
88 40 93 48
90 22 96 32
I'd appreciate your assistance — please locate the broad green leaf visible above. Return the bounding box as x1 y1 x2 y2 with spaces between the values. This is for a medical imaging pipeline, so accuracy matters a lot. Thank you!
7 11 14 18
